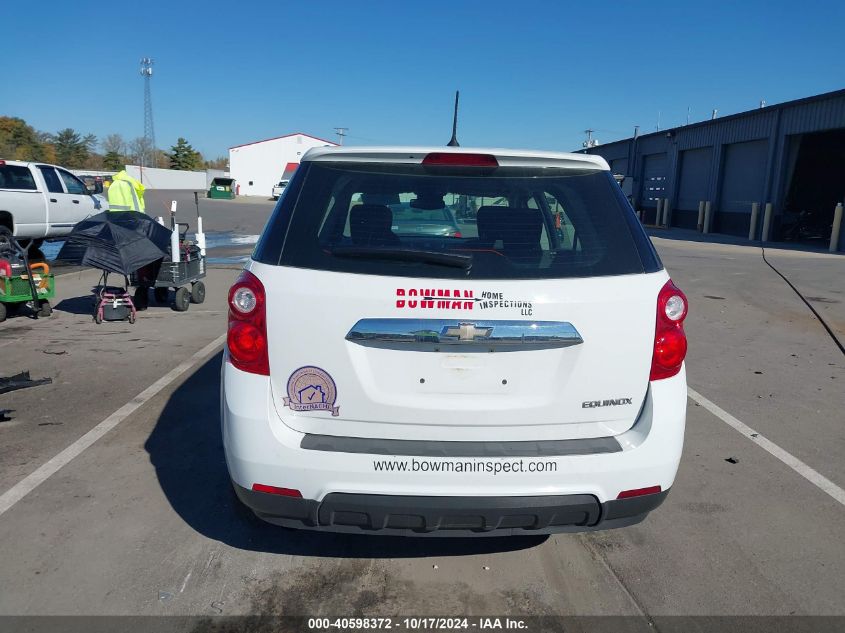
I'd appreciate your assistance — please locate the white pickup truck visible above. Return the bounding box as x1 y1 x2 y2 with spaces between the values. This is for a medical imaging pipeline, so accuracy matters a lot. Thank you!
271 179 288 200
0 159 108 249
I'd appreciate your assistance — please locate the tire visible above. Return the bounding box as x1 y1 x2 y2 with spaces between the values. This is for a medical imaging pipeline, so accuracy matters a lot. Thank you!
37 300 52 318
154 287 169 304
28 247 46 264
0 302 6 323
190 281 206 304
133 287 149 311
173 286 190 312
0 226 12 257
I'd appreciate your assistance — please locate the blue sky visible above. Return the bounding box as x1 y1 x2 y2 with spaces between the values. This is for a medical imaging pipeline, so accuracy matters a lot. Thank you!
3 0 844 158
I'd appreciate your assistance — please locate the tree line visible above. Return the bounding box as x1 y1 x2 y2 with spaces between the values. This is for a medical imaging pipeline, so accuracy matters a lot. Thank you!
0 116 227 172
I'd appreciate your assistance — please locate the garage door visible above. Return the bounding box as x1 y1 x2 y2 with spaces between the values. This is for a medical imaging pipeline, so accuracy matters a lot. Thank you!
720 140 767 213
640 153 667 208
717 140 768 236
676 147 712 212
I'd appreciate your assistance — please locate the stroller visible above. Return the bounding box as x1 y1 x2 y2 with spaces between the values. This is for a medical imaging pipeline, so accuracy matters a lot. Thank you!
93 271 137 324
55 212 173 324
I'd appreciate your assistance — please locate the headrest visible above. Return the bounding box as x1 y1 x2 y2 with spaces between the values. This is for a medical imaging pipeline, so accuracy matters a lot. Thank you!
349 204 400 246
350 204 393 236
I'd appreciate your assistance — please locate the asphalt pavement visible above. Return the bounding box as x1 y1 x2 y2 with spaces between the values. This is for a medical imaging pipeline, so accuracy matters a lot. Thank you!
0 209 843 630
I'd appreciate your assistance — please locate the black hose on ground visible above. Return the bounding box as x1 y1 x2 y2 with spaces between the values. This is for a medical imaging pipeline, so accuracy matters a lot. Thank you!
761 246 845 356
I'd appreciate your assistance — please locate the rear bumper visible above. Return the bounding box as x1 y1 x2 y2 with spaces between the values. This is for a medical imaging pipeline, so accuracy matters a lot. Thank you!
233 482 669 536
222 356 686 535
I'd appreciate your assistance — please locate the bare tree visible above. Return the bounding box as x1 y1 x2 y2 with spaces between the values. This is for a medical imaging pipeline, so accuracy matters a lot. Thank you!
101 133 127 156
128 137 153 166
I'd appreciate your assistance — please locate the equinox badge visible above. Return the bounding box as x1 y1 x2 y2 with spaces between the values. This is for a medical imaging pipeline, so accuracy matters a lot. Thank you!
582 398 633 408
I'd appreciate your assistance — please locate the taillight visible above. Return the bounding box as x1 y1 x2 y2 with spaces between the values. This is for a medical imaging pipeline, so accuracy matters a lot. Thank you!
227 270 269 375
617 485 662 499
422 152 498 167
452 231 463 238
251 483 302 498
650 279 688 381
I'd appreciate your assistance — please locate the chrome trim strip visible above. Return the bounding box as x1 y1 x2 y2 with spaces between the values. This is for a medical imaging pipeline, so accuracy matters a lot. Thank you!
345 319 583 352
301 434 621 457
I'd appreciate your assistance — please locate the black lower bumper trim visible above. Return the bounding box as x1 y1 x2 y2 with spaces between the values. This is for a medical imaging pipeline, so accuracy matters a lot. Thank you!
233 483 669 537
300 433 621 457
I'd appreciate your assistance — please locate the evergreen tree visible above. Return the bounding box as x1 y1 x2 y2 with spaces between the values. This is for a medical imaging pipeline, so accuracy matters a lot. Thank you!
103 150 124 171
54 128 91 167
167 137 202 171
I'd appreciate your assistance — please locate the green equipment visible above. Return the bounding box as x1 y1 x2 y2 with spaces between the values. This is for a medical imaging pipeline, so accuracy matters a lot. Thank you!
207 177 236 199
0 262 54 322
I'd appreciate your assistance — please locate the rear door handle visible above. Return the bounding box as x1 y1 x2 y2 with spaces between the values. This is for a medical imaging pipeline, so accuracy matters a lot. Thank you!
50 198 57 203
72 199 80 204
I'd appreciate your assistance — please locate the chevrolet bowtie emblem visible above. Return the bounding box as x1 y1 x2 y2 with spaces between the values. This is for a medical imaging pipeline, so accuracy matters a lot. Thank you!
441 323 494 341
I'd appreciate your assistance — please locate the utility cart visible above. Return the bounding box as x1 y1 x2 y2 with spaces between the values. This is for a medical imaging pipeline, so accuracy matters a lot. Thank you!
130 223 207 312
0 266 54 322
0 240 54 323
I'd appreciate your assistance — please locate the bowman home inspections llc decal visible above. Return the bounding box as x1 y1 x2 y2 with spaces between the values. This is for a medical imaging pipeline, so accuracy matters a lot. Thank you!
395 288 533 316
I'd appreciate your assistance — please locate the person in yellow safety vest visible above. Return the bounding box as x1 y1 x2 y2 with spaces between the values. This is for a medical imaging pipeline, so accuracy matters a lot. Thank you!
107 170 146 213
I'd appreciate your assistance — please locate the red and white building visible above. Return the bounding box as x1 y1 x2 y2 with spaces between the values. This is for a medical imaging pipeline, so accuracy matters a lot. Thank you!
228 132 337 197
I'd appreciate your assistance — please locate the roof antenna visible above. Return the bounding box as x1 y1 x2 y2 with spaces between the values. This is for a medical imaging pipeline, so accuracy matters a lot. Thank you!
447 90 460 147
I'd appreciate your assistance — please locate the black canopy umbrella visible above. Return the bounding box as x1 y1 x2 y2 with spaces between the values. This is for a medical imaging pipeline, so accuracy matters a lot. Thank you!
56 212 172 276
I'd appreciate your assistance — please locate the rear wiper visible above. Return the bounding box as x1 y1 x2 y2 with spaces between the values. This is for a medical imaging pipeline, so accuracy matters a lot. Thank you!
329 246 472 270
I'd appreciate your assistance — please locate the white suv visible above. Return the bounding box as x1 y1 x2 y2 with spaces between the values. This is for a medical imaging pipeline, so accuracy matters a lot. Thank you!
221 146 688 536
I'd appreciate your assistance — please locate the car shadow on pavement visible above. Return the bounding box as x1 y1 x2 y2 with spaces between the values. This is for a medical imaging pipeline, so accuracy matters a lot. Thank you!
54 294 96 315
145 352 547 558
646 226 843 255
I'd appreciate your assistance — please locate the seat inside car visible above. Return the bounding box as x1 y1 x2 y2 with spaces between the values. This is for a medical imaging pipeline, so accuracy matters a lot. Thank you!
502 208 544 262
476 206 544 262
350 204 400 246
476 205 511 248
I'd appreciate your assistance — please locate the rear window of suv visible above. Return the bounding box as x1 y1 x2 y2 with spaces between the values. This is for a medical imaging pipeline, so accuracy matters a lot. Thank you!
254 161 660 280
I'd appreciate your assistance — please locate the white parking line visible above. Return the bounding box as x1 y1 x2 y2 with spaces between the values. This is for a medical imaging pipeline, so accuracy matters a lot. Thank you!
0 334 226 519
688 387 845 506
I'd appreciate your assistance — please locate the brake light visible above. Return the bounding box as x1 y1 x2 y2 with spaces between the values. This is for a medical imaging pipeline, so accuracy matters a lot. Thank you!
422 153 498 167
252 483 302 498
227 270 269 375
617 485 662 499
452 231 463 238
650 279 688 381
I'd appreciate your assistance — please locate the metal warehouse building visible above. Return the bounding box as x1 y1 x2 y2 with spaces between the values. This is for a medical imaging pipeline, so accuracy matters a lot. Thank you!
229 132 337 198
583 88 845 243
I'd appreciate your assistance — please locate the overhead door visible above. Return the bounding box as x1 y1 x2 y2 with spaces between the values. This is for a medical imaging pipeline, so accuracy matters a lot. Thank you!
718 140 768 236
676 147 712 212
640 153 667 208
